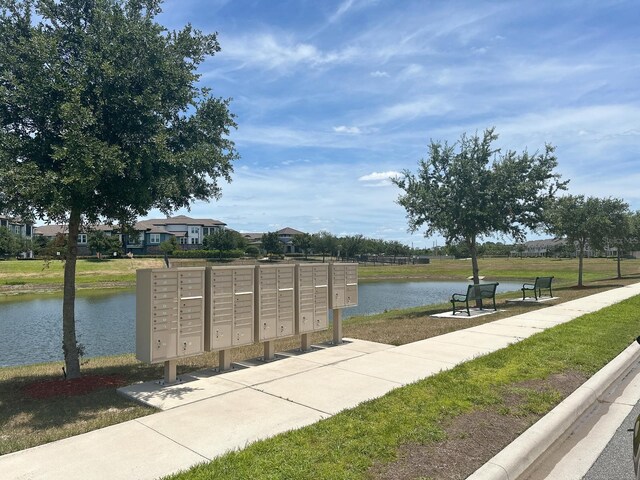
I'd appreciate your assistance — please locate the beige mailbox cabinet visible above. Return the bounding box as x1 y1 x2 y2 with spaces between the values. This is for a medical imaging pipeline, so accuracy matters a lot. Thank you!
329 263 358 309
295 264 329 334
205 265 255 351
255 264 295 341
136 267 205 364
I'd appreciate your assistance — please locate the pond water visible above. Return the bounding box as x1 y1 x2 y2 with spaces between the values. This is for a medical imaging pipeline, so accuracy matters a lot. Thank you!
0 280 522 367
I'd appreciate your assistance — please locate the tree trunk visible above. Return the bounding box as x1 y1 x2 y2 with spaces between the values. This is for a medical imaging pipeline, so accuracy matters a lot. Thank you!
617 249 622 279
63 209 81 379
468 237 482 308
577 242 585 288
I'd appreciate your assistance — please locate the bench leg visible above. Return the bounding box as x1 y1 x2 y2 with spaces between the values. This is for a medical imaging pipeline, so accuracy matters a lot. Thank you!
465 299 470 316
492 296 497 311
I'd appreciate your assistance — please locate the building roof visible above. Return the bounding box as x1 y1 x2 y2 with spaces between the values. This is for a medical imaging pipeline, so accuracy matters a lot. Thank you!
0 214 32 225
143 215 226 227
35 224 116 237
242 233 264 241
277 227 304 236
523 238 566 248
34 225 67 237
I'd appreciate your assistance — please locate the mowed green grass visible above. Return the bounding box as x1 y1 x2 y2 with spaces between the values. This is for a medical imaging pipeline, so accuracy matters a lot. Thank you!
1 256 637 287
0 257 164 285
358 256 640 285
165 295 640 480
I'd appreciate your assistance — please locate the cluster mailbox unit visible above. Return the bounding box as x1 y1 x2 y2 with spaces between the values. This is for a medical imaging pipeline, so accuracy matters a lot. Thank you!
136 267 205 382
329 263 358 342
295 264 329 350
205 265 255 370
136 263 358 383
255 264 296 360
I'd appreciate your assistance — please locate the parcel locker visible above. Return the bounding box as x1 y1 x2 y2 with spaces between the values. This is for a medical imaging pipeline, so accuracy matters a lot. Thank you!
204 265 255 351
295 264 329 334
329 263 359 309
136 267 205 364
255 264 296 341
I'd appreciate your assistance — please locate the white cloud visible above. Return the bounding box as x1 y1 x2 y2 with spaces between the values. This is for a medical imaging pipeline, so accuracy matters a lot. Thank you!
329 0 379 24
329 0 356 23
333 125 361 134
397 64 425 79
363 96 452 126
219 33 358 70
370 70 389 77
358 171 402 187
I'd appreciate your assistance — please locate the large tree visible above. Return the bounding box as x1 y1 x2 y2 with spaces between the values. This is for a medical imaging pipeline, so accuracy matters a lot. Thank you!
0 226 20 256
547 195 629 286
261 231 282 255
0 0 238 378
292 232 312 259
311 230 338 262
394 128 566 285
88 230 122 258
203 228 246 257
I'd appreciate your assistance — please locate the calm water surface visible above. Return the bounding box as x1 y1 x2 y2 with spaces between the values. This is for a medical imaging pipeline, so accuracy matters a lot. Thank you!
0 280 522 367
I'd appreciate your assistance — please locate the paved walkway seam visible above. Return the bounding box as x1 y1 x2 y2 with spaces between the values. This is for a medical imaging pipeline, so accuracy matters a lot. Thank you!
133 419 212 462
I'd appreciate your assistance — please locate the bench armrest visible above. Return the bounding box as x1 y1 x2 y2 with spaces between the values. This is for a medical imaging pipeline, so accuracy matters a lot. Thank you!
522 283 535 289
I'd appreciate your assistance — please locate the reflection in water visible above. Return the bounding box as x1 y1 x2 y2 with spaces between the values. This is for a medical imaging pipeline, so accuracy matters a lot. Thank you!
0 290 136 367
0 281 521 367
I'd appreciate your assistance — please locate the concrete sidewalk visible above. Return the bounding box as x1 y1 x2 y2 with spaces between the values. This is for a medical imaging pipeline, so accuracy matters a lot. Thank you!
3 283 640 480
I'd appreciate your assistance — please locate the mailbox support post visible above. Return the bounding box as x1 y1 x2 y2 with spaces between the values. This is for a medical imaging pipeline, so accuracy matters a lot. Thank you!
264 340 275 361
332 308 342 344
163 359 177 384
218 350 231 371
300 333 311 351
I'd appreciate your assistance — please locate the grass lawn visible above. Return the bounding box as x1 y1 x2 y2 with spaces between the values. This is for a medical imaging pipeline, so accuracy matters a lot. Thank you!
0 257 164 288
164 294 640 480
358 256 640 285
0 256 638 292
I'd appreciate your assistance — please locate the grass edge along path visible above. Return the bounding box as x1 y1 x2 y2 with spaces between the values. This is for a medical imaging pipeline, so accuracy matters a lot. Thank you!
166 295 640 480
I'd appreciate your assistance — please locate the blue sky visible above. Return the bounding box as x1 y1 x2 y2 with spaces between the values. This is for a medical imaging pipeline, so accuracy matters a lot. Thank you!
150 0 640 248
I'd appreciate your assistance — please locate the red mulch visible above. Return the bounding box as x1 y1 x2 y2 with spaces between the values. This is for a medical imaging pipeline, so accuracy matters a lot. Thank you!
22 375 127 400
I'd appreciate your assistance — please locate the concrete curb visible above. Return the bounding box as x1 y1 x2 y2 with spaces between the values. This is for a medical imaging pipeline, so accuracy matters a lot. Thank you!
467 341 640 480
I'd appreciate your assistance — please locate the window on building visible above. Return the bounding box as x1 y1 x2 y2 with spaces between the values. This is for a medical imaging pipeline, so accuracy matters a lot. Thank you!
190 226 199 235
149 233 160 244
180 237 188 245
78 234 87 244
190 237 198 245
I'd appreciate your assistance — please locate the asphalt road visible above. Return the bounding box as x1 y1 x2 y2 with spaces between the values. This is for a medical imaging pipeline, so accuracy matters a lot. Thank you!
582 399 639 480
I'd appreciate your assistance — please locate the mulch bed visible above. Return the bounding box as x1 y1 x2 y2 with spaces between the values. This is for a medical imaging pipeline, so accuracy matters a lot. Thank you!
22 374 127 400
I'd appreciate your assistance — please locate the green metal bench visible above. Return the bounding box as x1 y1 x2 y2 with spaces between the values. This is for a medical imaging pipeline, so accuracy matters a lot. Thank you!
521 276 554 300
451 282 499 316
